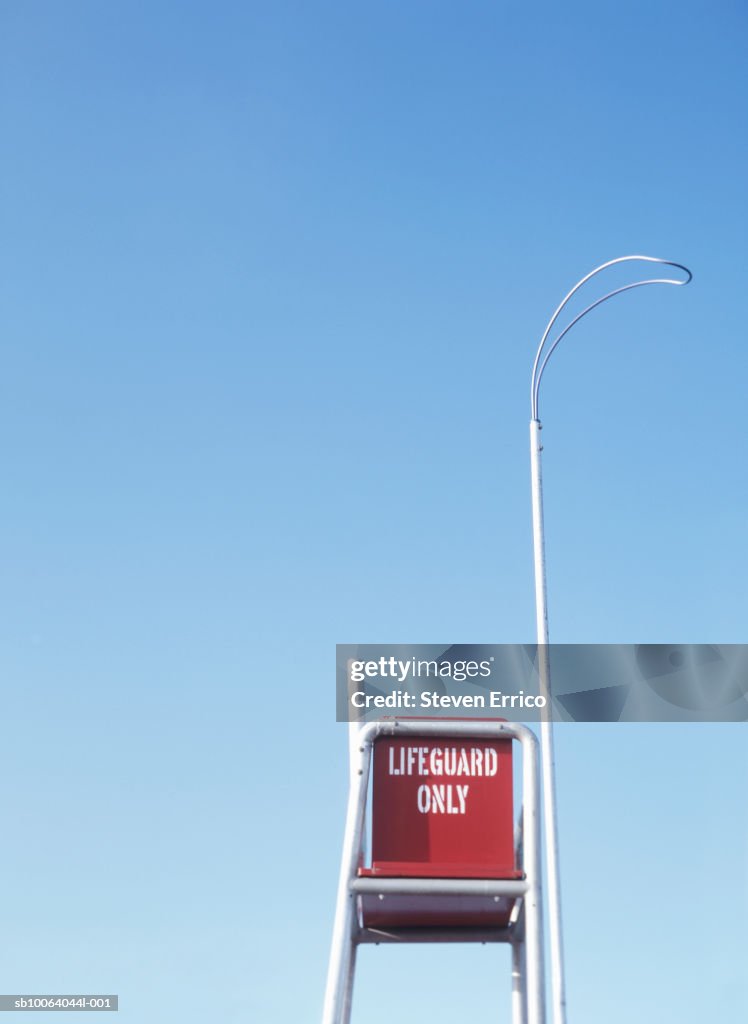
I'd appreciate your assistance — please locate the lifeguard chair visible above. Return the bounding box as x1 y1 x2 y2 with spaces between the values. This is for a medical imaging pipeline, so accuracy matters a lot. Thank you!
323 718 546 1023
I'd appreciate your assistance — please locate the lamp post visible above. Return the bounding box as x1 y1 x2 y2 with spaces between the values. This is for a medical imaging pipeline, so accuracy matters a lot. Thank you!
529 255 692 1024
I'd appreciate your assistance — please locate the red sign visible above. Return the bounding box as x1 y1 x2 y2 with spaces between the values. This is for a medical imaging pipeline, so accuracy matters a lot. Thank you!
368 736 517 879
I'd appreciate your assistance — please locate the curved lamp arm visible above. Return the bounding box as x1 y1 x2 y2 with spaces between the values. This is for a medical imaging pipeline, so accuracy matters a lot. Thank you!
530 255 692 420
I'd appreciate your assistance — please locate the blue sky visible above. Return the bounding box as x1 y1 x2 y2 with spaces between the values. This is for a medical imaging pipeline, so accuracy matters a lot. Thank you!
0 2 746 1021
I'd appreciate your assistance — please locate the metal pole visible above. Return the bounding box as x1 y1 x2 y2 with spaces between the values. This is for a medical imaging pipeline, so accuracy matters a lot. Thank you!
528 255 692 1024
530 417 565 1024
519 720 545 1024
322 733 373 1024
511 930 528 1024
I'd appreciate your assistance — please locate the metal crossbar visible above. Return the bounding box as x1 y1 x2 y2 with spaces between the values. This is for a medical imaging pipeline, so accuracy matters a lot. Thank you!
352 877 529 896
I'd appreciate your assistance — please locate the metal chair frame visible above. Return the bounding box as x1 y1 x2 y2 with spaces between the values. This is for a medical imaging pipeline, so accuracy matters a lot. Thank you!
323 718 546 1024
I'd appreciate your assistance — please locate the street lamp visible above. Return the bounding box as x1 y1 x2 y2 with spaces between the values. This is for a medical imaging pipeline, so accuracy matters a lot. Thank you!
529 255 692 1024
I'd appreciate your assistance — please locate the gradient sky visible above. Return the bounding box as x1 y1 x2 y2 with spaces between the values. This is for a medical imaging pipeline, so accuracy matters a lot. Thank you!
1 3 746 1022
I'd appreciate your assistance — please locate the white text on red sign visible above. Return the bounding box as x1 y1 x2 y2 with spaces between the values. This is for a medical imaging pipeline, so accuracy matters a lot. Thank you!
389 746 498 815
